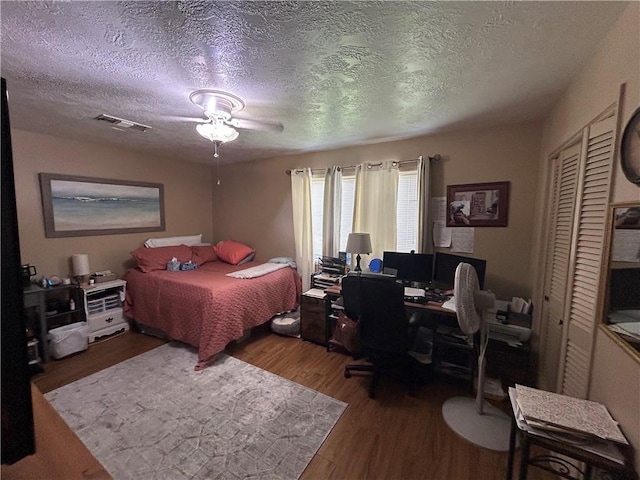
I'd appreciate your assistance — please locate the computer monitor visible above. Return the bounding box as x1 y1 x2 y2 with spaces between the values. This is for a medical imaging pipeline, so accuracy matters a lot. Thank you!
433 252 486 290
382 251 433 284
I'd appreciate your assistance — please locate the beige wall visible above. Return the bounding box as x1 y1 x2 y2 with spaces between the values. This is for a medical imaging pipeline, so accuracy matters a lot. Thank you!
11 130 214 279
532 3 640 468
213 120 542 301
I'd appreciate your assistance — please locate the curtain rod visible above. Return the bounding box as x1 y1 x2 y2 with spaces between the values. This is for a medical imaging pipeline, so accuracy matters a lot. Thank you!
285 154 441 175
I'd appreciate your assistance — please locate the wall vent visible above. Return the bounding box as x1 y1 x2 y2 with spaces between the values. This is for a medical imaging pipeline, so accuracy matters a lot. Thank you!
93 114 151 132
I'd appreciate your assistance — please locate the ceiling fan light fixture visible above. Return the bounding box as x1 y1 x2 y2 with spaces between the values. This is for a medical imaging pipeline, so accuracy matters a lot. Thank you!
196 121 239 143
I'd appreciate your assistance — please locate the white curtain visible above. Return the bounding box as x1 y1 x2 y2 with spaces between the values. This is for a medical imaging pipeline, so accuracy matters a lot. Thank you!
353 161 399 267
291 168 313 292
322 166 342 257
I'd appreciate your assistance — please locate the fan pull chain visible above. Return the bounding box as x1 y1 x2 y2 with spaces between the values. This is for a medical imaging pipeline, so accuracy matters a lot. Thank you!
212 140 221 185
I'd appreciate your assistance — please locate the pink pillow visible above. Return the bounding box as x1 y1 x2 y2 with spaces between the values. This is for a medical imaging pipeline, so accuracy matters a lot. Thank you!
131 245 193 273
191 245 218 266
215 240 255 265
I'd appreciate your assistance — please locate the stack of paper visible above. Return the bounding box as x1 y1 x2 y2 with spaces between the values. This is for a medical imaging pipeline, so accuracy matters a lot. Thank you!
510 297 532 315
303 288 327 299
509 386 628 465
514 385 628 444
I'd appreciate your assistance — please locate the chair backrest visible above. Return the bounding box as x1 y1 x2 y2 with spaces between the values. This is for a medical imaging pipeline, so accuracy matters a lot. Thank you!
341 274 408 354
341 274 363 321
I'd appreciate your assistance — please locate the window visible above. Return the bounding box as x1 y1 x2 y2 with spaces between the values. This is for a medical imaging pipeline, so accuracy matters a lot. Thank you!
339 174 356 251
311 166 420 260
397 170 418 252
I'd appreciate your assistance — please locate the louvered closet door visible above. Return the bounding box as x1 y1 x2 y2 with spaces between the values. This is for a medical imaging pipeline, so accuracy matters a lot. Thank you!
540 143 581 391
557 114 617 398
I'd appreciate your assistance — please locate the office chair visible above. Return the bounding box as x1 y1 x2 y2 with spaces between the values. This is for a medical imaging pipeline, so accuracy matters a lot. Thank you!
342 274 418 399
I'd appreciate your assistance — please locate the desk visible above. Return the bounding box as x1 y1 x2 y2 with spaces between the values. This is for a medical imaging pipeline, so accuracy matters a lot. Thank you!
506 388 635 480
319 284 533 387
324 284 456 316
323 284 458 344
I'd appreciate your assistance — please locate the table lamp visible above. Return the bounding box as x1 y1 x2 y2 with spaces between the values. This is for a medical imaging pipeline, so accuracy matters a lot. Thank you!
346 233 372 272
71 253 91 286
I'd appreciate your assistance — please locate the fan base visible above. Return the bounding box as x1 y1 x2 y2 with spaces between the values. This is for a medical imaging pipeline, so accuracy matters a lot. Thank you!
442 396 515 452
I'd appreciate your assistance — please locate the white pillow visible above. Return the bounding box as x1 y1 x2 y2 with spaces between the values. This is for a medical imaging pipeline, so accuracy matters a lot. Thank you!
144 234 203 248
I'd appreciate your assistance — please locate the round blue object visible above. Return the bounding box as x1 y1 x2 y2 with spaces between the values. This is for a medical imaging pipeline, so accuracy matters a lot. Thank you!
369 258 382 273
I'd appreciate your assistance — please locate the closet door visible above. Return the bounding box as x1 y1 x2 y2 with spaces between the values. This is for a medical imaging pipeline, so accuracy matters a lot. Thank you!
539 143 581 391
557 114 617 398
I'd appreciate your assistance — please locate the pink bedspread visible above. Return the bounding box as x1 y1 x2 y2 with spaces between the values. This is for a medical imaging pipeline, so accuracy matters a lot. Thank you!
123 261 301 366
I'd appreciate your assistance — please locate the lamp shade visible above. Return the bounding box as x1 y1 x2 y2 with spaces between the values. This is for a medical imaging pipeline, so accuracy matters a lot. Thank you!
71 254 90 276
346 233 372 254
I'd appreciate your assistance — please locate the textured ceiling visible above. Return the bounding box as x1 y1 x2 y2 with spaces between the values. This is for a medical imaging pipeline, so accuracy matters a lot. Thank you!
0 1 628 164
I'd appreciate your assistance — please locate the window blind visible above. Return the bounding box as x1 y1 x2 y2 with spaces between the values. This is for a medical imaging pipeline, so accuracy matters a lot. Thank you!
339 175 356 252
397 171 418 252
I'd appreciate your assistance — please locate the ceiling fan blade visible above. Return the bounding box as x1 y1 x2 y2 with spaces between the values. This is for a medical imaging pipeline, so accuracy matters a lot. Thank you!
163 115 208 123
229 117 284 133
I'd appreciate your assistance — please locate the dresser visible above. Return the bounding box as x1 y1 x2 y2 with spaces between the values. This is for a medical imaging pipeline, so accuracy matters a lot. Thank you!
81 279 128 342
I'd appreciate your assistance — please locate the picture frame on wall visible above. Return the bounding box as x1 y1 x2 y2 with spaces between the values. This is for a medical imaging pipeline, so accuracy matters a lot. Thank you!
446 181 510 227
39 173 165 237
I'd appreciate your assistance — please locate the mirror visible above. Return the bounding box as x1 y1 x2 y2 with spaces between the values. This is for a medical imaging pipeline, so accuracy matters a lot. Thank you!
620 107 640 185
599 202 640 359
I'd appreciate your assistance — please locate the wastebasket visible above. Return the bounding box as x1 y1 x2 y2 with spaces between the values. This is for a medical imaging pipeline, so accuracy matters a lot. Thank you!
48 322 89 359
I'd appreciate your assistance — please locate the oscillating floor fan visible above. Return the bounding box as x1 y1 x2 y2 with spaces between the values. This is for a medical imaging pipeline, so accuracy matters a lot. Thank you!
441 262 514 452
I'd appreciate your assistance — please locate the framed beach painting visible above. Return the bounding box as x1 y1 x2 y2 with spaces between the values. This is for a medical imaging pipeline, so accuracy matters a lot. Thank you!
39 173 165 237
446 181 510 227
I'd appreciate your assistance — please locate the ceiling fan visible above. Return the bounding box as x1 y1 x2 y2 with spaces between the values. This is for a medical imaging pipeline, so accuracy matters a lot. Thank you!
185 89 284 158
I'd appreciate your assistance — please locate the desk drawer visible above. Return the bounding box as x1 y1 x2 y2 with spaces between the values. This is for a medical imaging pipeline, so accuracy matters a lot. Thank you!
300 295 327 345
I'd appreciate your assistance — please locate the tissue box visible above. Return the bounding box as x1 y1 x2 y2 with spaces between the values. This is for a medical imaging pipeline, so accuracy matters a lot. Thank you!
92 272 117 283
166 260 180 272
180 261 197 271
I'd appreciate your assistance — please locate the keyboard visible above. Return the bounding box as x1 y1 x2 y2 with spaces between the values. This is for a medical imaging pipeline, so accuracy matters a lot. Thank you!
403 287 450 304
404 292 449 303
425 292 449 303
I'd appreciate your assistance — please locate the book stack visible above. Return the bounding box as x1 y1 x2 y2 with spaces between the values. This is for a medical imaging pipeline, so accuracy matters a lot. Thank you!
510 384 629 465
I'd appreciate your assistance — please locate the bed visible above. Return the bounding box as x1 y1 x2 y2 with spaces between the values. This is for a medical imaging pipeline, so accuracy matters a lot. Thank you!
122 241 301 369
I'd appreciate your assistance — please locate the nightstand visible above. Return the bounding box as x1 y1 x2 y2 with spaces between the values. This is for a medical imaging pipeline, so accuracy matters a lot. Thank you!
81 279 128 342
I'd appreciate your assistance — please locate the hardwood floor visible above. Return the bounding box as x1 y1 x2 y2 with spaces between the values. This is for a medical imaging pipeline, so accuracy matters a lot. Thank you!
31 330 166 394
1 385 111 480
6 328 555 480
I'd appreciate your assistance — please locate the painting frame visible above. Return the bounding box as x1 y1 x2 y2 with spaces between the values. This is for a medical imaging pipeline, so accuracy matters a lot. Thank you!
39 173 165 238
446 181 510 227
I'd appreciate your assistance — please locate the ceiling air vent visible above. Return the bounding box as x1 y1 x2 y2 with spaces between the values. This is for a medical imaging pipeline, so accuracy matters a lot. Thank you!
93 114 151 132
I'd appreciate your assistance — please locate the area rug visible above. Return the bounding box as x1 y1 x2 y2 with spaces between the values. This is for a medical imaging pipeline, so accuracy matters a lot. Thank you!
44 343 347 479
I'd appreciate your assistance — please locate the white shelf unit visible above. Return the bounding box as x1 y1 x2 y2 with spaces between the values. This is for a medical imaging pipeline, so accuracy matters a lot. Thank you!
81 279 128 342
